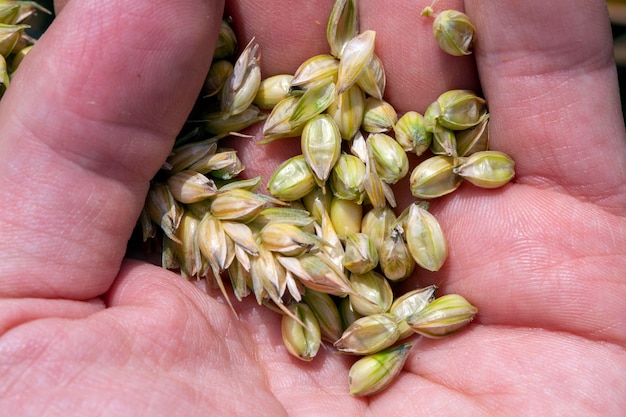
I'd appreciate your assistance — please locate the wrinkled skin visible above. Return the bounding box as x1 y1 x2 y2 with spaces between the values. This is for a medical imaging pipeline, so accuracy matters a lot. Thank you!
1 0 625 415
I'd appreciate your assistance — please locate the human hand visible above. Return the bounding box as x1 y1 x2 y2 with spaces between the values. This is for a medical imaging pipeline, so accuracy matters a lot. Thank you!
1 0 625 416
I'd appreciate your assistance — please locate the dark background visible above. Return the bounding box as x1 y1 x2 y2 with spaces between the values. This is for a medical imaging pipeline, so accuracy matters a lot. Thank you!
611 5 626 116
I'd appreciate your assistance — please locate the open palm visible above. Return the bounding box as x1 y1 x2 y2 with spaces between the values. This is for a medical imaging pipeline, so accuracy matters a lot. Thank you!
1 0 625 415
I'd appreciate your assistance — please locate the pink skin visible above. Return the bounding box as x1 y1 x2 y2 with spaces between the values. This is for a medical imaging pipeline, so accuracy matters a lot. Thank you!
0 0 625 415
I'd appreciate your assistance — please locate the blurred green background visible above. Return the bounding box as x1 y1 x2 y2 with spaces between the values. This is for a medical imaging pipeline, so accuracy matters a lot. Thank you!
26 0 626 118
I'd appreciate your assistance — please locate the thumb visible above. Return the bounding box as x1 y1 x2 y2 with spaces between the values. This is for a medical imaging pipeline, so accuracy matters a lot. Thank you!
0 0 224 299
469 0 626 213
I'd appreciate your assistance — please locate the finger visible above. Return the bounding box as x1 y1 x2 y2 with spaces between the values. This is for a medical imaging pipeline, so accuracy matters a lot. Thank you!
0 260 289 416
0 297 103 335
406 0 626 343
53 0 67 13
226 0 480 183
360 0 479 111
0 0 224 299
228 0 478 110
428 0 626 344
469 0 626 213
225 0 330 76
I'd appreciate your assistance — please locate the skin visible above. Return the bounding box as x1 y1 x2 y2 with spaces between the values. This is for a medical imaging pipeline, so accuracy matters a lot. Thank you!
1 0 625 415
